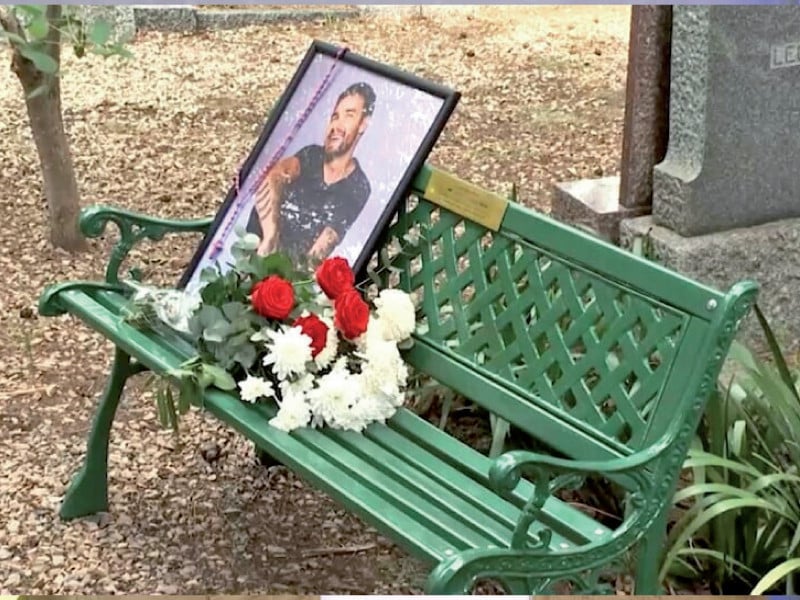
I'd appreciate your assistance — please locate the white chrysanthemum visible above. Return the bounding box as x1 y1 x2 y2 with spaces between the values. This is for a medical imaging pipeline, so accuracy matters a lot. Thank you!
262 325 313 380
269 393 311 432
279 372 314 399
314 316 339 369
238 374 275 403
330 355 350 374
307 368 361 429
351 389 398 426
359 337 408 397
374 289 416 342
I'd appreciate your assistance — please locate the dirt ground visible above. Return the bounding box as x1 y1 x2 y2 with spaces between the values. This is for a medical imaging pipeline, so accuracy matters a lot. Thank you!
0 5 631 594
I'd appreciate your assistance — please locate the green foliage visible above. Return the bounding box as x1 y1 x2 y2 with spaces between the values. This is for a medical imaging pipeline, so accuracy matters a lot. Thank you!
660 316 800 595
1 4 132 97
183 234 320 375
137 232 334 434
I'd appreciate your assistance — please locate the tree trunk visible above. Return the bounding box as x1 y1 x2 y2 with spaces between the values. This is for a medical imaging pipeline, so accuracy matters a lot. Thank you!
10 5 88 253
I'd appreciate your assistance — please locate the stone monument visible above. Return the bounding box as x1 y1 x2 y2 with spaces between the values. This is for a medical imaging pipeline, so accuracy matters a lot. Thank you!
551 5 672 243
621 5 800 348
66 5 136 44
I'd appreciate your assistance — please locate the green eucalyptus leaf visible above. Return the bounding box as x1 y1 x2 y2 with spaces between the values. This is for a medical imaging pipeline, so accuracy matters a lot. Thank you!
200 266 221 283
232 344 258 370
197 370 214 389
202 319 232 343
202 364 237 391
221 301 247 323
197 305 224 328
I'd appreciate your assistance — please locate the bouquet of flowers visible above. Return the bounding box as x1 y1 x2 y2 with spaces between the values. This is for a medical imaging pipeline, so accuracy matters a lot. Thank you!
124 232 418 434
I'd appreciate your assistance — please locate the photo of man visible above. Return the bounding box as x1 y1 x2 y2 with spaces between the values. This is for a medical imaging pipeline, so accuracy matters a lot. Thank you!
245 81 376 262
179 43 456 296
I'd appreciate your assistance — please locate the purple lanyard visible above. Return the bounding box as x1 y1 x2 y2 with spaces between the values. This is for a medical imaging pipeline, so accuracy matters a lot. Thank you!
209 46 349 261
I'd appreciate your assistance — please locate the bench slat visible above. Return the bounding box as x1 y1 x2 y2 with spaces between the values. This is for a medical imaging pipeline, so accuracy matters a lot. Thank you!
56 287 611 563
366 420 609 546
91 289 610 540
386 410 612 545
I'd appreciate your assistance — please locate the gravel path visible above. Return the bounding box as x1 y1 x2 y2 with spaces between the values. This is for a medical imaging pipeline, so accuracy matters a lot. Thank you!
0 6 630 594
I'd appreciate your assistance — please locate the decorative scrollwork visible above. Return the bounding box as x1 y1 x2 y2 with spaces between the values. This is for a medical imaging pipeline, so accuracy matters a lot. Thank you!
79 205 213 284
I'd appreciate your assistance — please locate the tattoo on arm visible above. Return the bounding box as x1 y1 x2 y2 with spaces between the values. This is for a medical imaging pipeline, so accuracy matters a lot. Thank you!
254 156 300 255
308 226 340 260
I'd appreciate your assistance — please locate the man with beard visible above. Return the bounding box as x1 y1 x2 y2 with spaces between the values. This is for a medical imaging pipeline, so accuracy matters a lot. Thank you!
246 81 375 261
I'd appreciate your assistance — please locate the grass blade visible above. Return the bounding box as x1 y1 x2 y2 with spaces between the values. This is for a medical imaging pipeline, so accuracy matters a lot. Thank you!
751 557 800 594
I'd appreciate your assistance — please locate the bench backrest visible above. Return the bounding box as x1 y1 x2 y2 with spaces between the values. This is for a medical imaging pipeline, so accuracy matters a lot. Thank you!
381 165 757 465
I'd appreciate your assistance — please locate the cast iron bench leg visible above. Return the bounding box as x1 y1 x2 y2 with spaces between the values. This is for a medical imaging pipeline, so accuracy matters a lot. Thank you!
60 346 132 520
633 508 669 594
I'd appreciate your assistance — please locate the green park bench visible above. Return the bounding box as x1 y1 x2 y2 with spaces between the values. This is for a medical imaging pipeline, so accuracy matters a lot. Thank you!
38 163 758 595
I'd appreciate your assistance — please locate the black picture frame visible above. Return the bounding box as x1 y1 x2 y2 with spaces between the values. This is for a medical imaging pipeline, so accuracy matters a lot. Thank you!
178 39 460 292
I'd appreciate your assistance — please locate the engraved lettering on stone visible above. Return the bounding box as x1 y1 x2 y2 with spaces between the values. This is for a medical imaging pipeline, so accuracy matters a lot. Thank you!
771 41 800 69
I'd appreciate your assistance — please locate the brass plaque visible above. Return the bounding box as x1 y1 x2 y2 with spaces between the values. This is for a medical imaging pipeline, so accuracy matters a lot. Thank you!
423 170 510 231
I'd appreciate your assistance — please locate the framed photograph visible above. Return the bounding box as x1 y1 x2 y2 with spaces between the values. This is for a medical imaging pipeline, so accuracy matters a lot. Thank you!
179 39 460 293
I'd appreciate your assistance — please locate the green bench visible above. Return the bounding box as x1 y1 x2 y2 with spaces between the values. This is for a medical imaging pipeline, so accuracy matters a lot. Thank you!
39 163 757 595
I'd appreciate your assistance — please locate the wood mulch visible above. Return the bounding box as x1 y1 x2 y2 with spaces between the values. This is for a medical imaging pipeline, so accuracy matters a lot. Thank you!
0 5 631 594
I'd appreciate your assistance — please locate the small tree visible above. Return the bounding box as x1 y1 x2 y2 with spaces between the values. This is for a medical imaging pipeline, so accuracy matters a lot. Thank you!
0 5 131 252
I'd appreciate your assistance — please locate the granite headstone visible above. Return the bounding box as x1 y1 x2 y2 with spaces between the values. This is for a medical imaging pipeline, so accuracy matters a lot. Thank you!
653 5 800 236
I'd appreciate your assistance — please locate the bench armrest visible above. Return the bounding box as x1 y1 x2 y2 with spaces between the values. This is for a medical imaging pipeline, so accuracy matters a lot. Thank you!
488 422 680 550
80 205 214 284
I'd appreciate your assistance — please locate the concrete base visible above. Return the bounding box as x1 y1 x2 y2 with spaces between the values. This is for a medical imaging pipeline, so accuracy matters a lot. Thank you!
131 5 361 33
551 176 650 244
620 215 800 352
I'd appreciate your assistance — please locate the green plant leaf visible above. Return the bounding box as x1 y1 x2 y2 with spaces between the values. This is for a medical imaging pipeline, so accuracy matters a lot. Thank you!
0 29 27 45
16 4 44 15
754 302 800 404
683 452 762 478
751 558 800 594
202 319 232 343
202 364 237 391
232 344 257 370
252 253 294 281
87 19 111 45
26 13 49 40
661 496 792 582
164 385 178 432
178 376 195 414
672 547 761 581
18 45 59 74
156 387 169 428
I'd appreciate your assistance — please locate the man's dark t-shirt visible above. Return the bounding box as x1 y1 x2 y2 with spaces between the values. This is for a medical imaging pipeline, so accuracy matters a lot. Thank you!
246 144 371 260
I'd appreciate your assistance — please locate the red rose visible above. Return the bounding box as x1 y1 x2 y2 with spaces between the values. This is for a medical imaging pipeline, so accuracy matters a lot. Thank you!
251 275 294 320
334 289 370 340
316 256 355 300
293 313 329 358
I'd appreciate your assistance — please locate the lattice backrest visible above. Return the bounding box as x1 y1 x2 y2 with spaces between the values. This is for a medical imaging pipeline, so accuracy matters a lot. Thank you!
378 166 737 461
